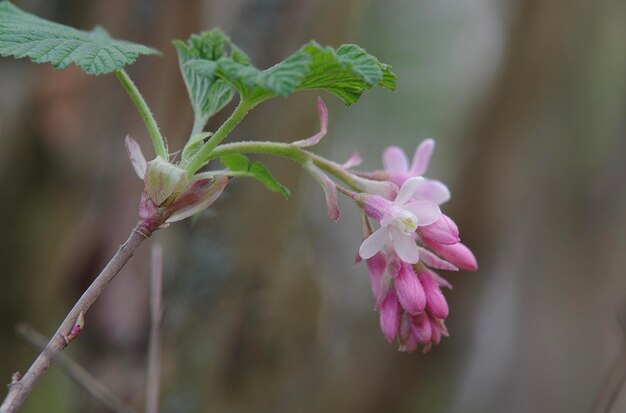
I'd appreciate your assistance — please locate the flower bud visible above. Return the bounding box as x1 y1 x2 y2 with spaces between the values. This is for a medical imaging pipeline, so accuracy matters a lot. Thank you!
395 263 426 315
418 214 460 245
366 252 386 303
419 272 449 319
422 239 478 271
411 313 432 344
379 289 401 343
144 156 190 206
398 314 418 352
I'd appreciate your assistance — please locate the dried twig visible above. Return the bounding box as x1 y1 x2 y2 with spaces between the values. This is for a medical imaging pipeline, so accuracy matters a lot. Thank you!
145 244 163 413
16 323 138 413
0 221 156 413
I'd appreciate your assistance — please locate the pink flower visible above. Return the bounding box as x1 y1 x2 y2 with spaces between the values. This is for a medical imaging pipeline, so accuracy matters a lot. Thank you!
395 262 426 315
359 177 441 263
421 237 478 271
418 214 460 245
379 289 402 343
382 139 450 205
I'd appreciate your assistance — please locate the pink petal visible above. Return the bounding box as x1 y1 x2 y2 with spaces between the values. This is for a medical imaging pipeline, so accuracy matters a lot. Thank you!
395 177 424 205
403 200 441 226
390 228 420 264
307 163 340 221
430 315 443 345
125 135 147 179
419 272 449 319
427 270 453 289
165 176 229 223
409 139 435 176
411 313 433 344
342 151 363 169
379 289 401 343
399 314 419 352
359 227 388 259
418 214 460 245
395 263 426 315
293 97 328 147
422 239 478 271
417 247 459 271
414 179 450 205
366 252 387 301
363 195 390 221
382 146 409 173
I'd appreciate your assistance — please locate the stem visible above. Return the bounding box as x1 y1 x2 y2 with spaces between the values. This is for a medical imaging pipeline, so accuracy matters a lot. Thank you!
185 100 253 176
145 245 163 413
0 221 155 413
207 141 361 191
16 324 138 413
115 70 168 159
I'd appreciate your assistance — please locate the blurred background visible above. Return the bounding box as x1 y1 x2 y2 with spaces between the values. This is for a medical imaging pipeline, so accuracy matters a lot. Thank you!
1 0 625 412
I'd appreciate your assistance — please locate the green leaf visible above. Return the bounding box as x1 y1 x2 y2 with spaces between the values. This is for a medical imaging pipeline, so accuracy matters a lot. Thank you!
220 153 249 171
0 1 158 75
248 161 291 199
187 40 396 106
219 154 290 199
174 30 244 128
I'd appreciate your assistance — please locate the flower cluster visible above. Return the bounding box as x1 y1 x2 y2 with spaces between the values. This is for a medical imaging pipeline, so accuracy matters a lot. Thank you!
355 141 477 352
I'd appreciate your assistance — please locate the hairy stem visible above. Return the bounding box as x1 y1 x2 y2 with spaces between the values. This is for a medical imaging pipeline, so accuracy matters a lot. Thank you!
0 221 155 413
185 100 253 176
207 141 362 191
16 324 138 413
145 245 163 413
115 70 168 159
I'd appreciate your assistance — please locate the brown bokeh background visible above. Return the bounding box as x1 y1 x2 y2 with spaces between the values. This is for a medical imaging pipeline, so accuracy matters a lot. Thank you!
1 0 625 412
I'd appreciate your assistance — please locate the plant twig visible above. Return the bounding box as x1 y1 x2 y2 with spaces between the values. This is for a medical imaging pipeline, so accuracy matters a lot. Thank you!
145 244 163 413
0 220 156 413
16 323 138 413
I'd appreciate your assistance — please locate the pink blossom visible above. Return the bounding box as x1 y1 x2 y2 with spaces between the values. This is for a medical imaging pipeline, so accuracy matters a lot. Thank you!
419 271 449 319
382 139 450 204
421 238 478 271
379 289 401 343
359 177 441 264
395 262 426 315
418 214 460 245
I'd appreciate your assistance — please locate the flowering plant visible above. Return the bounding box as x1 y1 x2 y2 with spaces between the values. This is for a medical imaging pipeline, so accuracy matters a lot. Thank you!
0 2 476 411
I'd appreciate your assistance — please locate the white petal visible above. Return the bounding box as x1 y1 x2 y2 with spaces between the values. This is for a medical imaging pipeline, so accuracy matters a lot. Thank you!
403 200 441 226
409 139 434 176
359 227 389 259
395 177 424 205
382 146 409 173
414 179 450 205
390 228 420 264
